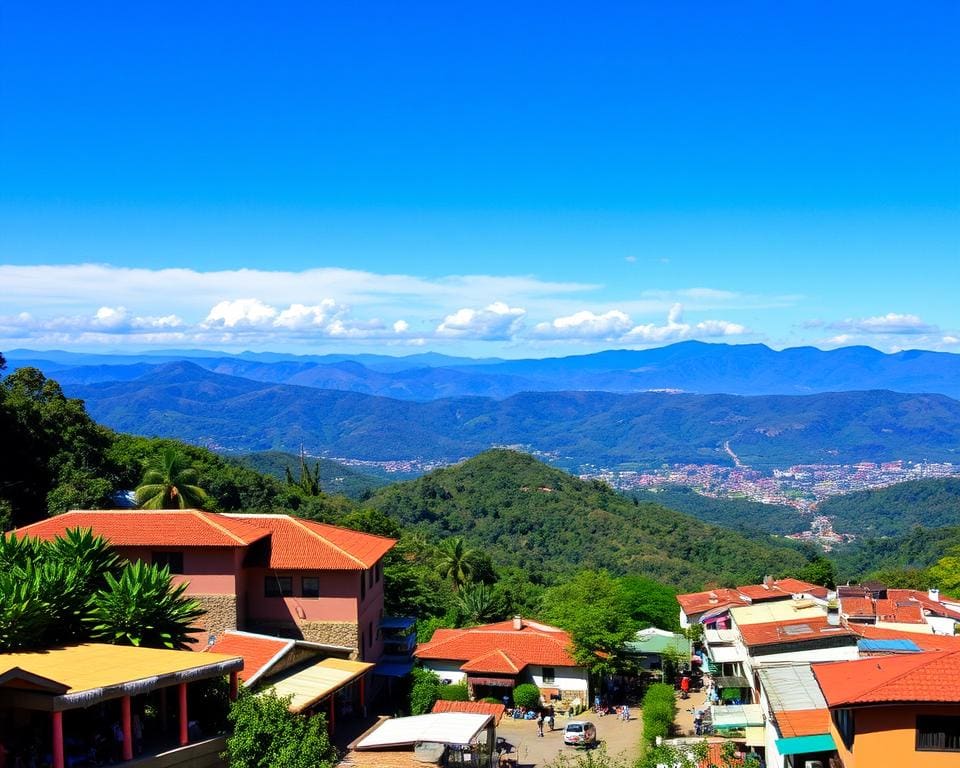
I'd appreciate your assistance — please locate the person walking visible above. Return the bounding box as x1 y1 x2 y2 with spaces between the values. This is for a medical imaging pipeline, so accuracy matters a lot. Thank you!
536 711 544 737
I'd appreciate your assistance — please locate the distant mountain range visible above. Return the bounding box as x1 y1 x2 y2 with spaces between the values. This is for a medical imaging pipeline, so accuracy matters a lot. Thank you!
47 360 960 470
7 340 960 400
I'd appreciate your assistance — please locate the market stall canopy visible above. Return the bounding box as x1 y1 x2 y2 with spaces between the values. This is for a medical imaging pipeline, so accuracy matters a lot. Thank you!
775 734 836 755
711 704 765 730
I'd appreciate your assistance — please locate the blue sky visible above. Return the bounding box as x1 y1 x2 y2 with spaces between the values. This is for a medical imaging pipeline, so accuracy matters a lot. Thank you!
1 2 957 356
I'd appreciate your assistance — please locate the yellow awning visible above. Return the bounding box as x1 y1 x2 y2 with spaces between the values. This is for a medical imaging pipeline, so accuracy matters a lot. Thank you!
263 657 374 713
745 726 766 747
0 643 242 711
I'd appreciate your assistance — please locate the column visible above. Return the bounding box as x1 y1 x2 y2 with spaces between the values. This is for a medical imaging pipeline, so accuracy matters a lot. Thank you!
178 682 189 746
230 671 240 702
329 696 335 735
121 695 133 761
359 675 365 710
51 710 65 768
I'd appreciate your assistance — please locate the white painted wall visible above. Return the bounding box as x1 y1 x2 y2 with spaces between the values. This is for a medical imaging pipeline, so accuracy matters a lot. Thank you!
529 665 588 693
423 660 468 684
924 615 956 635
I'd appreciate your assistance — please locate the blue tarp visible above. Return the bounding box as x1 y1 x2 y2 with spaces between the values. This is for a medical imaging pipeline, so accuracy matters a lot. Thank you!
374 660 415 677
857 638 921 653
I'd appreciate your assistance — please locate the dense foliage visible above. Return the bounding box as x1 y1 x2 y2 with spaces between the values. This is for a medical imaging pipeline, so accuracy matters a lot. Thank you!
0 529 202 651
225 690 336 768
231 450 387 499
641 683 677 745
409 667 442 715
634 487 805 535
818 478 960 538
512 683 541 709
832 525 960 583
368 450 811 589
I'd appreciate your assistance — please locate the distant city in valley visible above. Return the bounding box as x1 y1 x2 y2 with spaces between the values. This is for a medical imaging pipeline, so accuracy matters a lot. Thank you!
324 448 960 550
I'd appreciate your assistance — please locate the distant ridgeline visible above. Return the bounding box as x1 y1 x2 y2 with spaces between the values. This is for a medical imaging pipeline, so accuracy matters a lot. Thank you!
40 360 960 470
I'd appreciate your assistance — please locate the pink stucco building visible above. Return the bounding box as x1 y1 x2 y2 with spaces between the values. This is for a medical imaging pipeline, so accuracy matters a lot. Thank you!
16 510 396 660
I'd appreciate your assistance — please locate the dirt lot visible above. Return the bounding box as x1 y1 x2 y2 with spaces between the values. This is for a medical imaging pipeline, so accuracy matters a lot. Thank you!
496 711 642 768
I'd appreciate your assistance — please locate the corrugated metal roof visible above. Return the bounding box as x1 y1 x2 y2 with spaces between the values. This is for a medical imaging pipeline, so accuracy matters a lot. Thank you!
354 713 492 749
857 638 921 653
758 664 828 712
263 657 372 713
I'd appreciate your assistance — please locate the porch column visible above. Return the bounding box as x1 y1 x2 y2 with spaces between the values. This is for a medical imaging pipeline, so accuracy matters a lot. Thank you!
178 682 189 746
230 671 240 701
359 676 365 710
121 695 133 761
51 710 65 768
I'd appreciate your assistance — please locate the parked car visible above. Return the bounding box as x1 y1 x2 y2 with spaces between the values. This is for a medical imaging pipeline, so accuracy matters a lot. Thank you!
563 721 597 747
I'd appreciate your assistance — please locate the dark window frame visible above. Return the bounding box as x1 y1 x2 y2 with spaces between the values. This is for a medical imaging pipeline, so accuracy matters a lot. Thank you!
360 571 366 600
265 575 293 598
917 715 960 752
302 576 320 598
542 667 556 684
152 551 184 574
833 708 855 751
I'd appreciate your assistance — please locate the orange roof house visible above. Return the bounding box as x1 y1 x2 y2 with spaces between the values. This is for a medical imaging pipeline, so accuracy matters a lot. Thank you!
813 651 960 768
15 510 396 661
415 618 587 702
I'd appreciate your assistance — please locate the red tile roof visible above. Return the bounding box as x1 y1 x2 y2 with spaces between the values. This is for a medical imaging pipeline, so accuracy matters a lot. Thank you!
813 650 960 706
415 619 577 670
773 578 819 594
697 743 745 768
223 514 396 570
774 708 830 738
206 631 292 684
886 589 960 621
677 588 750 616
738 617 855 648
736 584 791 602
16 509 270 547
840 597 875 618
874 599 925 625
460 649 522 674
847 624 960 651
431 700 506 723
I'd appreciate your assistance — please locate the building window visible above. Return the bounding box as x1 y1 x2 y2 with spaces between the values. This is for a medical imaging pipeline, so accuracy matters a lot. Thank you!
265 576 293 598
152 551 184 574
302 576 320 598
917 716 960 752
833 708 855 751
542 667 555 684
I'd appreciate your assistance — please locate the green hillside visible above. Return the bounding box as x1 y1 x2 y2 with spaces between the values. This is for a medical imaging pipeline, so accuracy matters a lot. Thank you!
367 449 811 590
632 487 806 535
818 477 960 538
229 451 388 499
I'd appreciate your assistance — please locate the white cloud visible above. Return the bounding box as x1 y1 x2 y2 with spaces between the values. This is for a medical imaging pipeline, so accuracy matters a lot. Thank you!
436 302 526 340
625 303 746 342
533 310 633 340
205 298 278 328
393 320 410 333
828 313 938 335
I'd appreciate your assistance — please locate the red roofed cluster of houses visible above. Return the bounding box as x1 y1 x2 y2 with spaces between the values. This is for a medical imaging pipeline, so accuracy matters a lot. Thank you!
676 575 960 768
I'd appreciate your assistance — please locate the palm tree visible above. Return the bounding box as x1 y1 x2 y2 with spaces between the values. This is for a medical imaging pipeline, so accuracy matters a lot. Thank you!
455 583 500 625
436 536 478 591
85 561 205 649
135 448 209 509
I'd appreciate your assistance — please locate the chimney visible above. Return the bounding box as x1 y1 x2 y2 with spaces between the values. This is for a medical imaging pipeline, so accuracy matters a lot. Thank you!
929 588 940 603
763 575 772 589
513 615 523 631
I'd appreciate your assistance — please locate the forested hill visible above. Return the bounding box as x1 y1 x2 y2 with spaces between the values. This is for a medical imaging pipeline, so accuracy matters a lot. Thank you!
64 362 960 469
230 451 388 499
818 478 960 538
632 487 806 535
366 449 811 590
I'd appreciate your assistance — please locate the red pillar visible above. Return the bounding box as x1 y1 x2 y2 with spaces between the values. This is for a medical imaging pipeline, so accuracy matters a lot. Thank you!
121 695 133 761
359 675 365 709
328 696 335 735
51 711 65 768
230 671 239 701
178 682 189 746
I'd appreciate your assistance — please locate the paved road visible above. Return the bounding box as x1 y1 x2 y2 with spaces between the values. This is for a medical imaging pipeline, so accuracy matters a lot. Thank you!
496 712 641 768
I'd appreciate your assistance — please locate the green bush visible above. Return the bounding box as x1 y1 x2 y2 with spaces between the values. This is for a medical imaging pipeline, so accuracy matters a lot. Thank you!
512 683 541 709
481 697 502 704
225 690 336 768
641 683 676 745
410 668 441 715
439 681 470 701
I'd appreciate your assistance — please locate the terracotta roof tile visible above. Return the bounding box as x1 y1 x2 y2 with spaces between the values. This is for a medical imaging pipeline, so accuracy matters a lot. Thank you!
16 510 269 547
840 597 875 618
813 650 960 706
774 708 830 738
460 649 522 674
415 619 576 669
772 578 819 594
886 589 960 621
431 700 506 723
224 514 396 570
677 588 750 616
846 624 960 651
736 584 791 602
206 631 292 684
874 599 926 624
697 743 744 768
738 617 855 648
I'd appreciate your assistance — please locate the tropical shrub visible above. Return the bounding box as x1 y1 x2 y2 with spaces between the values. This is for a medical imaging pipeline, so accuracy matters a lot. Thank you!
641 683 676 745
410 668 441 715
439 681 469 701
512 683 541 709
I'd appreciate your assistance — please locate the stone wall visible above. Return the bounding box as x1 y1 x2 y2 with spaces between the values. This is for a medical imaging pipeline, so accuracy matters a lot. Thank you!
299 621 359 656
193 594 238 638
